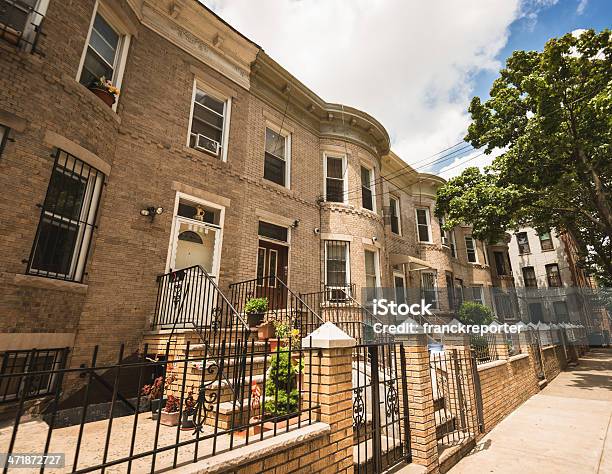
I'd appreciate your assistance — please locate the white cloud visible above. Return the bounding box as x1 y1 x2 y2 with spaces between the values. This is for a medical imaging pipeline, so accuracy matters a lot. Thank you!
204 1 552 172
438 148 505 180
577 0 588 15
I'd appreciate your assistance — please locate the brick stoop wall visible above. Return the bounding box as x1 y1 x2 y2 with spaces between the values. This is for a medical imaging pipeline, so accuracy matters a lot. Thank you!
541 345 568 381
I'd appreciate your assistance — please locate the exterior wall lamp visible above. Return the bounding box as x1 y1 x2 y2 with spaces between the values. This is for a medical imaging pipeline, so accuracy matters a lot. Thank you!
140 206 163 221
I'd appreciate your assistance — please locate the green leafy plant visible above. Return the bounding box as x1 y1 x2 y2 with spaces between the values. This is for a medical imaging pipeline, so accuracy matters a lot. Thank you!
457 301 494 326
244 297 268 314
264 351 303 417
273 321 301 348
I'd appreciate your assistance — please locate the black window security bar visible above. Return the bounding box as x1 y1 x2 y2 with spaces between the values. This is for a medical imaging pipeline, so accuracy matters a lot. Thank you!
0 348 68 403
0 341 321 473
27 149 105 282
0 0 45 53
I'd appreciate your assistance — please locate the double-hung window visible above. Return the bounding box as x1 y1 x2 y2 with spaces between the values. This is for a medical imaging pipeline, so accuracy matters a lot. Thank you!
439 216 451 247
516 232 531 254
361 166 374 211
79 12 123 87
465 235 478 263
324 240 350 300
189 87 229 159
325 155 346 203
546 263 562 287
364 249 379 303
494 251 507 275
264 127 290 187
522 266 537 288
421 271 438 309
28 150 104 282
415 208 432 243
389 195 400 234
539 231 553 251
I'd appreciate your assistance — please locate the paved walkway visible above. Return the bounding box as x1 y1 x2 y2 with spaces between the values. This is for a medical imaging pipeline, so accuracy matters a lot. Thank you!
450 348 612 474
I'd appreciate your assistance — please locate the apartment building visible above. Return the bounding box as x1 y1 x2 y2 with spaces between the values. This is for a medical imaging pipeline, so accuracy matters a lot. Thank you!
508 227 603 328
0 0 510 383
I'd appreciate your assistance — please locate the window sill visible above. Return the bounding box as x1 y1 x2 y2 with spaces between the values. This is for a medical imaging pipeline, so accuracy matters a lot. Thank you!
261 178 292 194
12 273 88 294
182 145 227 163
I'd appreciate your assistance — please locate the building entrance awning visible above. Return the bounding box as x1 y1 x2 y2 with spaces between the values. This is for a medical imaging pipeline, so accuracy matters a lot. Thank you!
390 254 435 271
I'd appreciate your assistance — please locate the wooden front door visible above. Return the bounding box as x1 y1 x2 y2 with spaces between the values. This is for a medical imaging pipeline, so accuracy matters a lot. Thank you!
256 240 288 309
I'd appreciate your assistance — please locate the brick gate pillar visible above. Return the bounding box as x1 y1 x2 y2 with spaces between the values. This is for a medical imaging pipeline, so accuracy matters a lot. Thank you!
395 332 440 473
302 322 356 474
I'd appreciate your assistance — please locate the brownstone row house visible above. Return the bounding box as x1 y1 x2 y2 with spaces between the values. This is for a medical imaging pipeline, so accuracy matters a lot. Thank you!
0 0 514 392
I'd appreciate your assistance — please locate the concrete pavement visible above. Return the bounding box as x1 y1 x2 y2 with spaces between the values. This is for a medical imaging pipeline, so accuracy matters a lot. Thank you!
449 348 612 474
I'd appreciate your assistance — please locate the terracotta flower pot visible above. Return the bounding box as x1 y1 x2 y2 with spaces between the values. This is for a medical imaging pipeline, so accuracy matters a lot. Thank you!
258 321 275 340
160 410 180 426
89 87 115 107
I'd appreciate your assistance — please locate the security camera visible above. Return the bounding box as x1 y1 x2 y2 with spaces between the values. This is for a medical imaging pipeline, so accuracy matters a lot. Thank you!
314 227 321 235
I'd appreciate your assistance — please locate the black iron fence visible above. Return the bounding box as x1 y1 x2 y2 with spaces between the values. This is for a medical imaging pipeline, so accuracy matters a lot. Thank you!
0 0 45 53
228 275 324 339
469 334 499 365
0 340 321 473
351 342 411 473
429 349 483 446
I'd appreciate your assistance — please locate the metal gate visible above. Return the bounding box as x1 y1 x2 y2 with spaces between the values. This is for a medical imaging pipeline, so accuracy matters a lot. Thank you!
352 342 411 473
530 331 546 380
430 349 484 447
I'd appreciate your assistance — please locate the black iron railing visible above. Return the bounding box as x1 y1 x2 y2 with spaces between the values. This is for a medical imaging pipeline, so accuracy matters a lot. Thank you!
0 341 321 473
0 0 45 53
469 334 499 365
429 349 483 446
351 342 411 472
228 275 325 339
300 284 388 343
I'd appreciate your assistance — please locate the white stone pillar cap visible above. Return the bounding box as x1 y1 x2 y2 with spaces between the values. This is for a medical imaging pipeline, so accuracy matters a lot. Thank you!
302 322 356 348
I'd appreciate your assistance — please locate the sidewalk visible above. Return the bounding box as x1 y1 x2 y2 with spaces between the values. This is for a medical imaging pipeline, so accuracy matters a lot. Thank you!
449 348 612 474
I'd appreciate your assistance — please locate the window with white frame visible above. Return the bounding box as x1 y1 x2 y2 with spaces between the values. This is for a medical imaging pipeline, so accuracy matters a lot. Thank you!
516 232 531 254
421 271 438 309
264 127 290 187
28 149 104 282
361 166 374 211
449 230 457 258
539 231 554 251
79 12 124 87
189 87 229 159
364 249 379 303
325 155 346 203
415 208 432 243
389 195 401 234
465 235 478 263
439 216 450 246
324 240 350 299
394 271 407 305
470 285 484 305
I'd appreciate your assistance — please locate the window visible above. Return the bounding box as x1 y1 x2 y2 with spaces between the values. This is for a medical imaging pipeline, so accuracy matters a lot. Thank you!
445 273 455 310
394 272 406 305
361 166 374 211
324 241 350 299
189 87 229 159
389 195 400 234
258 221 288 243
421 271 437 309
324 155 346 203
449 230 457 258
469 286 484 305
522 266 537 288
539 231 554 251
494 292 515 320
482 241 489 265
415 208 432 243
439 216 449 246
465 236 478 263
546 263 562 287
516 232 530 254
0 125 8 159
553 301 569 322
28 150 104 282
494 251 507 275
264 127 290 187
0 348 67 403
79 13 123 87
0 0 45 51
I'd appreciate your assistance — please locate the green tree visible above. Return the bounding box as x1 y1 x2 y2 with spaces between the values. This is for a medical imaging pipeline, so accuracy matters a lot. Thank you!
435 29 612 285
457 301 494 326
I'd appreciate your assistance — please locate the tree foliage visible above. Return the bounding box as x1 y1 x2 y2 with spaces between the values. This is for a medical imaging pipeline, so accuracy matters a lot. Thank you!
457 301 494 326
435 29 612 285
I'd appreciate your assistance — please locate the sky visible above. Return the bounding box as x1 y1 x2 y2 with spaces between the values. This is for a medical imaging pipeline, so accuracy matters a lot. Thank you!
204 0 611 179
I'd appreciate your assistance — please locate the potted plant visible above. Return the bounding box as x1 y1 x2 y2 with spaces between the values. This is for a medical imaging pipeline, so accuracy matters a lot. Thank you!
141 365 176 420
245 297 268 328
88 76 120 107
262 351 304 431
270 322 301 353
160 395 180 426
180 387 196 430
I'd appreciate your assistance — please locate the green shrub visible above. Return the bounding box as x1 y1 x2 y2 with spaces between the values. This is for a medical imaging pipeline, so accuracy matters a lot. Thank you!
244 297 268 314
458 301 494 326
264 351 303 417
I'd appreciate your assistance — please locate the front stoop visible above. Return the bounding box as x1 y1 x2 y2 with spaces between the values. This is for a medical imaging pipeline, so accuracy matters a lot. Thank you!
170 422 330 474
